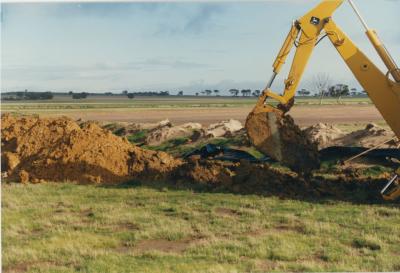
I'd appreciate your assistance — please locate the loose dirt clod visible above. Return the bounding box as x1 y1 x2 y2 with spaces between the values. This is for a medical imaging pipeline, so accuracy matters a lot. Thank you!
206 119 244 138
303 123 345 149
145 122 203 146
1 114 182 184
102 119 171 137
246 112 320 174
177 156 236 185
333 123 398 148
303 123 398 149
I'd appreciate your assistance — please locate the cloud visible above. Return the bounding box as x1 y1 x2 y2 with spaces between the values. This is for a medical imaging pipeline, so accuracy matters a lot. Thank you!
154 4 227 36
1 2 166 24
134 59 211 69
175 79 267 93
183 5 225 34
2 2 227 37
2 58 212 83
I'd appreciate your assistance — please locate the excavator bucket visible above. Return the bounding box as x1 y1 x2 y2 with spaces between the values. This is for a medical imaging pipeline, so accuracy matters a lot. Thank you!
381 174 400 201
245 109 320 174
246 111 284 162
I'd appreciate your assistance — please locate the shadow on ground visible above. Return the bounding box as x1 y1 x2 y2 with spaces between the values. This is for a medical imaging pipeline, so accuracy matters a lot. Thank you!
101 176 400 206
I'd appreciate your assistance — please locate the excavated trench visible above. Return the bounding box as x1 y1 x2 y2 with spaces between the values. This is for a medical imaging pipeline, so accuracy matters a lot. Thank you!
0 114 393 202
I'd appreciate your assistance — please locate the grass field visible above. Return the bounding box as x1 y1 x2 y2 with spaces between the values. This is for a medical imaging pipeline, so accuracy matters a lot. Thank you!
2 96 396 272
1 95 372 111
1 96 380 126
3 182 400 273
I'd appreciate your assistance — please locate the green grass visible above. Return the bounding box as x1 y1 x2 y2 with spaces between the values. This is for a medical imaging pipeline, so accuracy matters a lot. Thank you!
144 137 192 155
2 182 400 272
143 135 249 157
126 130 148 144
360 165 394 177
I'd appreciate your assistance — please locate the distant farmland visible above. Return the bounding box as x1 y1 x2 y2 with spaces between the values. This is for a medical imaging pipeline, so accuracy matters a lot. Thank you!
1 95 381 127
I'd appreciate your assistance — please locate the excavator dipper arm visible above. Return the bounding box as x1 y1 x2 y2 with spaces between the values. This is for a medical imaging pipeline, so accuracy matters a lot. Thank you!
245 0 400 199
323 20 400 138
249 0 400 136
253 0 345 113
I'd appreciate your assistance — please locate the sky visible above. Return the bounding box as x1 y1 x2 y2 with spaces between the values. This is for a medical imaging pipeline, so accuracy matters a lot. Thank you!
1 0 399 94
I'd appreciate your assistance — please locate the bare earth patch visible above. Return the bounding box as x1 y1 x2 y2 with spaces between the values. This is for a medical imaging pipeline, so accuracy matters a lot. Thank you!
134 238 195 254
215 207 240 217
12 105 383 126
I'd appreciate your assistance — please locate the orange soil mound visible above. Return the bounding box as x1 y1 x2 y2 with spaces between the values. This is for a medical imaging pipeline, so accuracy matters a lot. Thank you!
1 114 390 203
1 114 181 184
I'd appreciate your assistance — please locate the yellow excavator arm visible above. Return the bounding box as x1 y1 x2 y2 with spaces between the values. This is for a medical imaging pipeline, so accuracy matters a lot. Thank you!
254 0 400 132
246 0 400 200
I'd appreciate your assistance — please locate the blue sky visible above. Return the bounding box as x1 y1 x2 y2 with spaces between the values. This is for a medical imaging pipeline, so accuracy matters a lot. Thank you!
1 0 399 94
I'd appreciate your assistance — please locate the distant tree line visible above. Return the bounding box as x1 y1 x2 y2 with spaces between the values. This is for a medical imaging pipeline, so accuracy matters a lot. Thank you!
119 89 263 98
1 83 365 102
227 89 261 97
122 90 170 97
70 92 89 99
301 73 365 104
2 90 53 101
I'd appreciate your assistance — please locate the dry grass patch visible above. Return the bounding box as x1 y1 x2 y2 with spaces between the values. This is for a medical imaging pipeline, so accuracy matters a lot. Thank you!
2 182 400 272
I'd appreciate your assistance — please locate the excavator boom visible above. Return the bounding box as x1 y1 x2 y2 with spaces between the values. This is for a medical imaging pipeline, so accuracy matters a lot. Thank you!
245 0 400 199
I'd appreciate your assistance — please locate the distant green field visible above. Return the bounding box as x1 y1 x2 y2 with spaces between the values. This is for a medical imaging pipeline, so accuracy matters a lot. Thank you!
1 95 372 112
3 182 400 273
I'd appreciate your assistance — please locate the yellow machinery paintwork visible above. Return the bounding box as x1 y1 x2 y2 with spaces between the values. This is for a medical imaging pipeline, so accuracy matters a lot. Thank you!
249 0 400 200
324 20 400 138
253 0 400 139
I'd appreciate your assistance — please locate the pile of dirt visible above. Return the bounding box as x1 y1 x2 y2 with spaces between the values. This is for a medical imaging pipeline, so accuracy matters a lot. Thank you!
1 114 181 184
103 119 171 136
333 123 398 148
246 112 320 174
102 119 246 147
175 158 387 202
177 156 236 186
303 123 345 149
205 119 244 138
145 122 203 146
1 114 392 203
303 123 398 149
235 165 388 202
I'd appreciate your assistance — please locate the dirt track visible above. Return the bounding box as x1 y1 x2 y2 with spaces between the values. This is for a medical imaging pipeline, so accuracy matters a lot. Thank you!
40 105 383 126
